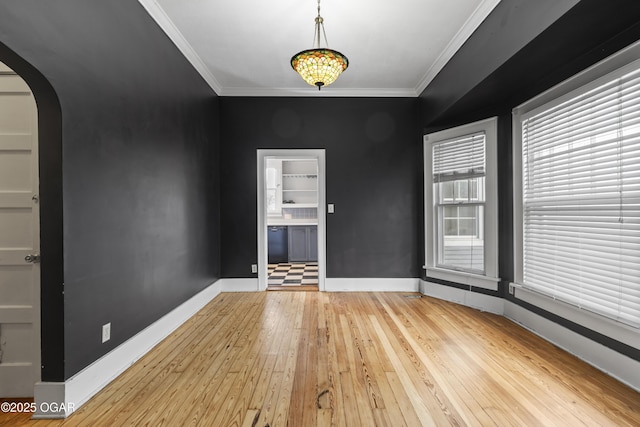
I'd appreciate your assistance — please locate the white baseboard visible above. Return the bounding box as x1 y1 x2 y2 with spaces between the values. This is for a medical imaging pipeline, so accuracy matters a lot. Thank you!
504 301 640 393
33 280 222 419
420 280 504 315
324 278 420 292
219 278 259 292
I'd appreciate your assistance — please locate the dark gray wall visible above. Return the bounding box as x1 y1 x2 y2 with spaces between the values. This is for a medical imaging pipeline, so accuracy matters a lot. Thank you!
421 0 640 128
0 1 221 379
419 0 580 126
220 97 421 279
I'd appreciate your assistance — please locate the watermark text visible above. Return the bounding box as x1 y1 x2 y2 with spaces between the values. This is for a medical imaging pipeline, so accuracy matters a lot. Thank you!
1 401 75 414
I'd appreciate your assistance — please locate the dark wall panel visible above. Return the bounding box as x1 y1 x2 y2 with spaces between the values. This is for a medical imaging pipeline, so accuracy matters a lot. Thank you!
0 1 221 378
495 114 513 294
220 97 421 279
427 0 640 128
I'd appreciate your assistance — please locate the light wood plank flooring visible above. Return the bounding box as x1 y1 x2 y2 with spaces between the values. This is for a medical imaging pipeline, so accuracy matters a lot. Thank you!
3 292 640 426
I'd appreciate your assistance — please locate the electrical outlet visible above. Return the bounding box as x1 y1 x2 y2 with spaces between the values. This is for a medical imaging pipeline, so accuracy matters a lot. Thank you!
508 283 515 295
102 323 111 343
328 203 335 214
251 264 257 273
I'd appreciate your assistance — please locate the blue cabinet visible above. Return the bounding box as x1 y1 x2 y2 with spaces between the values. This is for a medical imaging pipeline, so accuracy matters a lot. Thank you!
288 226 317 262
267 226 288 263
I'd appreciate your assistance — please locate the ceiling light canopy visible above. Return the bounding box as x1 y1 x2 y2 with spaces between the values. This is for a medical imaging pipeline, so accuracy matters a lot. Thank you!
291 0 348 90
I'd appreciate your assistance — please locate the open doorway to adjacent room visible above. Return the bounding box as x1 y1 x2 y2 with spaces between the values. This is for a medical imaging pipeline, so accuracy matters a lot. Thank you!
257 149 326 291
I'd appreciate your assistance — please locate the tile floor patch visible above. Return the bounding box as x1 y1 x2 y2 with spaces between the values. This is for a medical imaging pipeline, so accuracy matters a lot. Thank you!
268 262 318 286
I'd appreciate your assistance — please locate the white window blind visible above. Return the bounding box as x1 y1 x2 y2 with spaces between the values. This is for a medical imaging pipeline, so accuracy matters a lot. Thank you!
433 133 486 272
521 67 640 328
433 133 485 180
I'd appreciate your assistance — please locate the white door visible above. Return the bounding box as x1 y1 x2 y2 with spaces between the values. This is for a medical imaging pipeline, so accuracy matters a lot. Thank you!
0 61 41 397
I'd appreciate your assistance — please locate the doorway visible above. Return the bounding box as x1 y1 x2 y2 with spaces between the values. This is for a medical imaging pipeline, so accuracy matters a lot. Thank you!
257 149 326 291
0 61 41 397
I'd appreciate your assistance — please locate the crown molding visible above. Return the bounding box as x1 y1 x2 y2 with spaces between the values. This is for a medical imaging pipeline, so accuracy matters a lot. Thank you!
414 0 501 96
219 86 419 97
137 0 223 95
139 0 500 98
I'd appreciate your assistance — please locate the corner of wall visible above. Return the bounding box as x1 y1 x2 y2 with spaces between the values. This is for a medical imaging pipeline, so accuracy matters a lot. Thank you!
420 280 504 315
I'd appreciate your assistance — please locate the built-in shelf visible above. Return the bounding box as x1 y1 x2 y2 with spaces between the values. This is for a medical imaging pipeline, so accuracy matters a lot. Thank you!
268 158 319 209
282 203 317 208
283 174 317 178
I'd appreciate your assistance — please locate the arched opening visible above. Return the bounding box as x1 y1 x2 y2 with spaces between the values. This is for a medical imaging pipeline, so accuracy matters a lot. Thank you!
0 42 64 389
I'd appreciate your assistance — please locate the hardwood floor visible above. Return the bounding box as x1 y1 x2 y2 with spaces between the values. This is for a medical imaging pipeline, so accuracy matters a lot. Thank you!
3 292 640 426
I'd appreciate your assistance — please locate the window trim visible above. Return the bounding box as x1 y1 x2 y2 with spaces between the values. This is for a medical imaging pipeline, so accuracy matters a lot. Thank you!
512 40 640 346
424 117 500 290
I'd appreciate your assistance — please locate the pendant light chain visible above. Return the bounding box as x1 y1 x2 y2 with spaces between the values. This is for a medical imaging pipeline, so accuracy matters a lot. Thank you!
290 0 349 90
313 0 330 49
312 3 319 49
321 17 330 48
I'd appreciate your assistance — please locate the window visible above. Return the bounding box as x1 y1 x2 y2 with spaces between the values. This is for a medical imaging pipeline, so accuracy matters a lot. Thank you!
424 117 499 290
433 133 486 272
514 53 640 329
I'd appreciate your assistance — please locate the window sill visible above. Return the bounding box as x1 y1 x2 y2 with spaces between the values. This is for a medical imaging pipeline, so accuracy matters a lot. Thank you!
425 267 499 291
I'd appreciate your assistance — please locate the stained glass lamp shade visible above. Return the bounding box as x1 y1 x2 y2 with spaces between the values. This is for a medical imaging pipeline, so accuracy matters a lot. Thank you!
291 2 348 90
291 48 349 90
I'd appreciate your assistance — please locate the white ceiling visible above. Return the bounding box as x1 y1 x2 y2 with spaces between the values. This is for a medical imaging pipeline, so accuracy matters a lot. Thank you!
138 0 500 97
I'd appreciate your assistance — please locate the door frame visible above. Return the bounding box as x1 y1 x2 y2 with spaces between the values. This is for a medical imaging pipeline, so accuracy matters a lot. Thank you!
0 43 65 392
257 149 326 291
0 61 41 396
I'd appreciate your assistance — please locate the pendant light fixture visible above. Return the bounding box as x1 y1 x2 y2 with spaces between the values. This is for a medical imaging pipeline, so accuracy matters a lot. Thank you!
290 0 349 90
